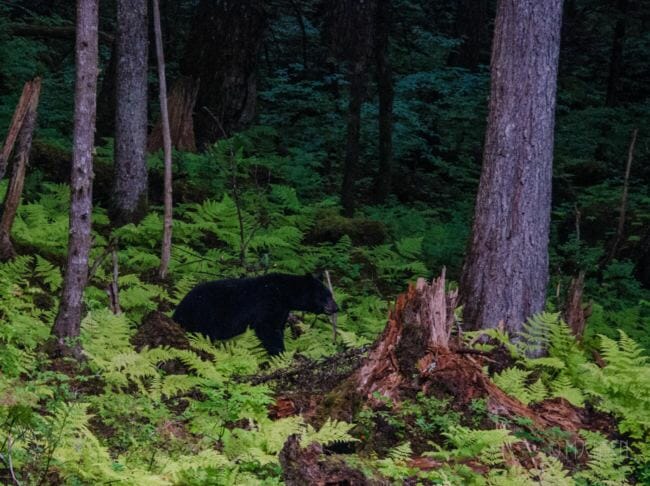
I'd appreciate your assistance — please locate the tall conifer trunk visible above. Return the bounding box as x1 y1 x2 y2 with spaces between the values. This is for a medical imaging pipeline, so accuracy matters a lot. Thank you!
52 0 99 352
112 0 149 226
460 0 563 333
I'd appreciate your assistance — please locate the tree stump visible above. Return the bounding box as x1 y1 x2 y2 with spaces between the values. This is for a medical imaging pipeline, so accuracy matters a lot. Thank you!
319 271 590 433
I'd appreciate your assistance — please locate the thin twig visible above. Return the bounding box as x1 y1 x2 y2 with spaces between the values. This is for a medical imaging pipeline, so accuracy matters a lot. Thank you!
87 237 117 280
324 270 338 342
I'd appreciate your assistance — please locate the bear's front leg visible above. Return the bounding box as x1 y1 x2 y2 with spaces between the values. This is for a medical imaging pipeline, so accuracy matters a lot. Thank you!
254 326 285 355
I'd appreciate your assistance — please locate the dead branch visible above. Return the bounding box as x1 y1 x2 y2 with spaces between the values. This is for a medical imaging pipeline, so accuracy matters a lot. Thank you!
607 128 638 263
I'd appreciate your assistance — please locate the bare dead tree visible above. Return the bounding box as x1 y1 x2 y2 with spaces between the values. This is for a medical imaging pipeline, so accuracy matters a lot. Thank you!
52 0 99 355
0 77 41 261
107 248 121 314
0 81 37 181
153 0 173 279
607 128 638 263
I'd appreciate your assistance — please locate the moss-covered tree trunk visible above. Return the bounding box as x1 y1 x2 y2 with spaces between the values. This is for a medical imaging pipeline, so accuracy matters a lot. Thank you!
459 0 563 334
111 0 149 226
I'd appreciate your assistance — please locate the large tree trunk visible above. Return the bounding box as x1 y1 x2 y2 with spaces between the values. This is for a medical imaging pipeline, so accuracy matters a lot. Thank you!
0 78 41 261
180 0 266 147
52 0 99 354
605 0 628 107
459 0 563 334
372 0 393 203
111 0 149 226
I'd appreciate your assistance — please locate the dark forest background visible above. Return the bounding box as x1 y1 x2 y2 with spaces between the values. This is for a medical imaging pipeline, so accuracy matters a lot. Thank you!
1 0 649 340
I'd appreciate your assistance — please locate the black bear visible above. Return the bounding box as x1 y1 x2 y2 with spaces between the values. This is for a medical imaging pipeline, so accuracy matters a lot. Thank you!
172 273 338 355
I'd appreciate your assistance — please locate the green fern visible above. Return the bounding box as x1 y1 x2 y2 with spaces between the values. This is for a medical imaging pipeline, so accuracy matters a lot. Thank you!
303 418 358 446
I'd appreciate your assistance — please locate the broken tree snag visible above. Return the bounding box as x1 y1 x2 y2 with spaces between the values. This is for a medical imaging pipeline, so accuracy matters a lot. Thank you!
0 77 41 261
148 76 199 153
563 271 591 341
351 270 458 404
0 79 39 181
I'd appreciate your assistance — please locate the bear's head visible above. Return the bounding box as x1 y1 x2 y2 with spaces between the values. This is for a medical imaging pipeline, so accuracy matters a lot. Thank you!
295 274 338 315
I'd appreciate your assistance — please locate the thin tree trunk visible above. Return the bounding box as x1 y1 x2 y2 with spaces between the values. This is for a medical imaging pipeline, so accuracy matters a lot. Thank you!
0 81 37 181
340 63 367 217
605 0 628 107
52 0 99 354
460 0 563 334
373 0 393 203
111 0 149 226
0 78 41 261
606 128 638 263
153 0 173 279
147 76 198 153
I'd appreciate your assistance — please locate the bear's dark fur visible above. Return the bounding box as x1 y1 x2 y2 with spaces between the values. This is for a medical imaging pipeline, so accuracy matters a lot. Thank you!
172 273 338 355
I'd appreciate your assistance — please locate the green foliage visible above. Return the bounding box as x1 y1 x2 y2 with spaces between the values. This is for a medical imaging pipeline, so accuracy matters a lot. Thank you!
582 331 650 446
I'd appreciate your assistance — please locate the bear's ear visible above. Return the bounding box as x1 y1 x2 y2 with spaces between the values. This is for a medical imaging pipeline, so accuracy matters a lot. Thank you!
310 270 325 281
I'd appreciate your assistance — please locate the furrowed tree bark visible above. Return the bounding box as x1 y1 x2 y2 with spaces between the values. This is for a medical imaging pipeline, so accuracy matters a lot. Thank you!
0 81 37 181
153 0 173 279
180 0 266 146
111 0 149 226
147 76 198 153
372 0 393 203
459 0 563 334
52 0 99 354
0 78 41 261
